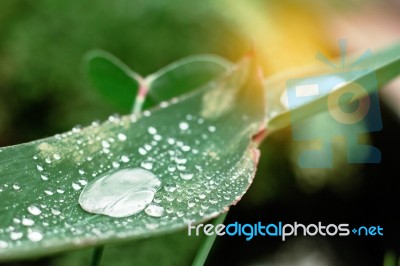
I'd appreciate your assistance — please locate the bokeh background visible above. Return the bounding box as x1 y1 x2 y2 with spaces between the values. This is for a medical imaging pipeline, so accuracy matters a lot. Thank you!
1 0 400 265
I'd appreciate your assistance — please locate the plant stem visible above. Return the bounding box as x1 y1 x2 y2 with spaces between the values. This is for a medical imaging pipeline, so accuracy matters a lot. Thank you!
192 212 228 266
91 246 104 266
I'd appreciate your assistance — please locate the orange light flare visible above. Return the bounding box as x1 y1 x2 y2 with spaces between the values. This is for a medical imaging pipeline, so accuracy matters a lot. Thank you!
215 0 336 74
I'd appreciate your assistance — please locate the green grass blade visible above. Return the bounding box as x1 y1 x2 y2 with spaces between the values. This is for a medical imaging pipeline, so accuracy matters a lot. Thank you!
191 212 227 266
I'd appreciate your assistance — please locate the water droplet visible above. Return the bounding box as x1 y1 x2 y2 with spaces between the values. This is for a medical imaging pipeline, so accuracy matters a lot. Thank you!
79 170 85 175
164 183 177 192
79 168 161 218
180 171 194 180
13 184 20 190
175 157 187 164
101 140 110 149
138 147 147 155
0 241 7 248
37 165 44 172
10 231 23 240
28 231 43 242
208 126 216 132
28 205 42 216
117 133 127 141
209 198 218 204
177 165 186 171
79 179 87 186
40 175 48 181
72 183 82 191
44 190 53 195
153 134 162 141
53 153 61 160
51 208 61 216
148 127 157 135
22 218 35 226
141 162 153 170
181 145 191 152
144 144 152 151
72 126 82 133
112 161 120 168
121 156 130 163
160 101 169 108
145 204 164 217
167 165 176 172
179 122 189 131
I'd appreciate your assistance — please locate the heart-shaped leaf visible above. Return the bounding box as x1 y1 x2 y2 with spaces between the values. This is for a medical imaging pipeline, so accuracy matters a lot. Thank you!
86 51 231 113
0 56 264 260
142 55 231 110
85 50 142 113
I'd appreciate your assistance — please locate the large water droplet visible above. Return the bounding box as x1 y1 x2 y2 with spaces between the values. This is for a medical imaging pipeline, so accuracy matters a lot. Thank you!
79 168 161 218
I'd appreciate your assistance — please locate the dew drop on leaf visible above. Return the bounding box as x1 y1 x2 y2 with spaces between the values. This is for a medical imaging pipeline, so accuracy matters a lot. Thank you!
180 171 194 180
147 127 157 135
0 241 7 248
72 183 81 191
22 218 35 226
144 204 164 218
10 232 23 240
208 126 216 132
28 231 43 242
78 168 161 218
27 205 42 216
179 122 189 131
140 162 153 170
121 155 130 163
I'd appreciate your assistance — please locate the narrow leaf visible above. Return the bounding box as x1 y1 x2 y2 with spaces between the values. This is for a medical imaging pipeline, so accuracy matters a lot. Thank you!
265 43 400 131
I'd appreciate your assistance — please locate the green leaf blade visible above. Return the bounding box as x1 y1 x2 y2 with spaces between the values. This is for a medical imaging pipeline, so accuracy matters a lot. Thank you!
0 57 264 261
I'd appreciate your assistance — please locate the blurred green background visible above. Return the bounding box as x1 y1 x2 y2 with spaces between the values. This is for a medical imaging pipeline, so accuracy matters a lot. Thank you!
1 0 400 265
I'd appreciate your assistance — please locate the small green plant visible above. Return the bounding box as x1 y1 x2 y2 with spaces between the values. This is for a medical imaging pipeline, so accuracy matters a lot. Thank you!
0 43 400 265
